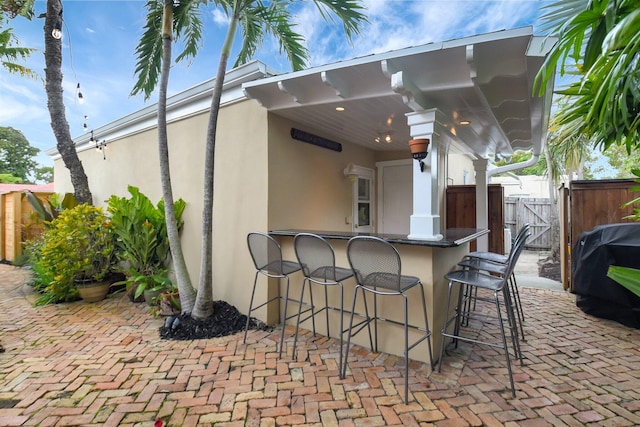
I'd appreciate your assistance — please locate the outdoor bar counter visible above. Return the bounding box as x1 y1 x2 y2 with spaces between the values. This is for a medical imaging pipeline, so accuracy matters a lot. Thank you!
270 228 488 364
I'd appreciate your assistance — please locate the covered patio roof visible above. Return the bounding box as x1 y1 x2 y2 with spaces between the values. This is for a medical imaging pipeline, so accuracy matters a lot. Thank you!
243 26 556 160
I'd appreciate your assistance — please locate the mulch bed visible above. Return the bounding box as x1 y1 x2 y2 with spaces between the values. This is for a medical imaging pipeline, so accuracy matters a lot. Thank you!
159 300 269 340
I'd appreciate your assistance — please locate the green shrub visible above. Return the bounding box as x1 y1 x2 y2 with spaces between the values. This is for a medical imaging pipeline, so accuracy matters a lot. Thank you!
28 204 117 305
107 186 186 299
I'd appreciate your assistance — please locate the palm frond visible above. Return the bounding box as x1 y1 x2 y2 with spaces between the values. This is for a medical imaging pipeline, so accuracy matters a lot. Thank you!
534 0 600 94
0 0 36 19
234 0 308 70
311 0 368 40
174 0 204 63
0 26 38 79
234 2 267 68
131 0 164 99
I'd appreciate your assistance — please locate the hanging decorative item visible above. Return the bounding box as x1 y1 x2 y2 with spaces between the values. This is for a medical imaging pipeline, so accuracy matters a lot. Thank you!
408 138 430 172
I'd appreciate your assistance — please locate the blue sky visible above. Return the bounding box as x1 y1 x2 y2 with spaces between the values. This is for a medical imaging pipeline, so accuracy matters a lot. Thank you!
1 0 548 169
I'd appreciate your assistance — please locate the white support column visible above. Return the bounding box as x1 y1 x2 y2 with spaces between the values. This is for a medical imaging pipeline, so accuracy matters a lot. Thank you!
473 158 489 251
406 109 444 240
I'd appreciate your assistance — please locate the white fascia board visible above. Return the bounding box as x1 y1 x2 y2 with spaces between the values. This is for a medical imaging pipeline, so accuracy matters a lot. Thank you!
244 27 534 93
46 61 275 159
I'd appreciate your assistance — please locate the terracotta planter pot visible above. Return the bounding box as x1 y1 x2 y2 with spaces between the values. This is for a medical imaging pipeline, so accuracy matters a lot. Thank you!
408 138 430 160
76 279 111 303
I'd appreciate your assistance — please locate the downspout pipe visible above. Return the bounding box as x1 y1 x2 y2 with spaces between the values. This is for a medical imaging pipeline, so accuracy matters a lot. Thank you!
487 151 540 178
476 151 539 252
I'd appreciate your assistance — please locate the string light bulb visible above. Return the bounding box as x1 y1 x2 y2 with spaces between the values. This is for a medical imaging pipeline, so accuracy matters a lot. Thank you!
76 83 84 104
52 23 62 39
52 9 63 39
90 130 107 159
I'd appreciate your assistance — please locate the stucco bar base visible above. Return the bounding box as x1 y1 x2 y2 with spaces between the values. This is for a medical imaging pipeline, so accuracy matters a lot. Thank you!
271 230 480 364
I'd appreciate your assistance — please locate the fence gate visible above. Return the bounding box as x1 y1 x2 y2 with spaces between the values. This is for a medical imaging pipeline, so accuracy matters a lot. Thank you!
504 197 551 250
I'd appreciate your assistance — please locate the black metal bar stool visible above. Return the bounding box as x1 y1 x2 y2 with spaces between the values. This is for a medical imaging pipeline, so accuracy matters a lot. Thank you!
292 233 354 372
243 232 304 357
461 223 530 326
438 232 527 397
457 230 531 343
343 236 433 403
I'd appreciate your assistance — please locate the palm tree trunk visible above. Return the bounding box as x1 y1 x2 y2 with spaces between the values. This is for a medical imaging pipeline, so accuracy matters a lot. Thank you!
44 0 92 205
192 16 238 320
158 0 196 314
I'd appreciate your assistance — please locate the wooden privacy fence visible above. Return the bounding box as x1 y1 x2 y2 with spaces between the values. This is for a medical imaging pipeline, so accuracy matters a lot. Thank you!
559 179 640 290
0 190 52 262
504 197 552 250
446 184 505 254
446 187 553 252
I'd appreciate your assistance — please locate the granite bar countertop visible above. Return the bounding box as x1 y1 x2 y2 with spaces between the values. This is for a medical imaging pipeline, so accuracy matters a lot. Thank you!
269 228 488 248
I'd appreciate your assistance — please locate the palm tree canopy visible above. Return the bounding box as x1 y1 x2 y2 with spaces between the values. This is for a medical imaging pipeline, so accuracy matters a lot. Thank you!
0 0 36 19
131 0 204 98
0 4 38 80
535 0 640 151
131 0 367 99
0 25 38 78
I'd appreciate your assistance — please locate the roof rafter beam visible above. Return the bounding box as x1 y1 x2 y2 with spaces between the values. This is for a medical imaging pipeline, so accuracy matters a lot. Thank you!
382 60 429 111
277 80 307 104
466 44 512 155
321 70 350 98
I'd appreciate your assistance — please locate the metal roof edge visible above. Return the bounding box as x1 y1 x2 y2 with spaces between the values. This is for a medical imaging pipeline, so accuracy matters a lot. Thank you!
243 26 534 89
46 61 274 155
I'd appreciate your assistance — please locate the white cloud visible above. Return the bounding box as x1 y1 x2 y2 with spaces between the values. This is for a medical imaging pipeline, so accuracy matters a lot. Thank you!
0 95 48 124
211 8 229 26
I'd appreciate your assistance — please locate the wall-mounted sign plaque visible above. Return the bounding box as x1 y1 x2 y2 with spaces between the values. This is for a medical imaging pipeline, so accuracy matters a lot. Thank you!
290 128 342 152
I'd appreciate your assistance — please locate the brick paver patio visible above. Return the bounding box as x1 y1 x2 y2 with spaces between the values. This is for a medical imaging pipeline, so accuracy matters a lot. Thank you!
1 263 639 426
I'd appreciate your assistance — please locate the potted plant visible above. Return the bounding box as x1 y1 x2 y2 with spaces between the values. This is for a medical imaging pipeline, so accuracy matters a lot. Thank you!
28 204 117 304
131 268 173 305
107 186 186 304
408 138 430 159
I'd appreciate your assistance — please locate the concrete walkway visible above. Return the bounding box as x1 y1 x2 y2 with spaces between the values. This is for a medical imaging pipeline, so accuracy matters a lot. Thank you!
514 250 564 291
1 263 639 426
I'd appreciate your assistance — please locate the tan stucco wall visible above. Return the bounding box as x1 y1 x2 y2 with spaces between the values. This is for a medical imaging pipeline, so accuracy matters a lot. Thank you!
267 115 376 231
53 100 269 315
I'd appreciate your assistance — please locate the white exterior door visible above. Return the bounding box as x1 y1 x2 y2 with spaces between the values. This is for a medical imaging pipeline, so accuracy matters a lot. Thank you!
377 160 412 235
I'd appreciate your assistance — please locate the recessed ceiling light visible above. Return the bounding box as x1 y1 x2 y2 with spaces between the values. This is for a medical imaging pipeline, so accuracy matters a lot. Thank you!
459 120 471 125
335 106 345 112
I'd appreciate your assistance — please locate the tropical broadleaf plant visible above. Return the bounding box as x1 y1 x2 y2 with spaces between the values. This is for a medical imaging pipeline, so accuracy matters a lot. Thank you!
24 191 78 223
536 0 640 302
621 168 640 220
607 265 640 298
607 168 640 298
535 0 640 151
107 185 186 299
